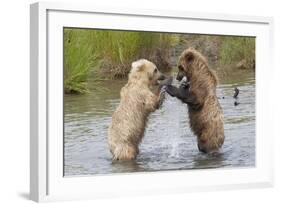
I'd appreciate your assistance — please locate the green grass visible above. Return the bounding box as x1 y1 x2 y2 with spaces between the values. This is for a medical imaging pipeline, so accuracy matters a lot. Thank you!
219 36 255 68
64 29 96 94
90 30 177 78
63 28 177 94
63 28 255 94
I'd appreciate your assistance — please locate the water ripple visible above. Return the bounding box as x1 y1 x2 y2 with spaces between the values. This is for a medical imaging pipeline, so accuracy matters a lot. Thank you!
64 76 255 176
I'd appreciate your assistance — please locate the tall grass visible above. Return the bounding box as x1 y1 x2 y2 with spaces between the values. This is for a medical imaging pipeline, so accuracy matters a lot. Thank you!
219 37 255 68
64 28 96 94
64 28 176 94
91 30 177 78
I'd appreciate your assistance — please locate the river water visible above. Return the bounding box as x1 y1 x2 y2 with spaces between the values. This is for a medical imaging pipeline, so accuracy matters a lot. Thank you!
64 71 255 176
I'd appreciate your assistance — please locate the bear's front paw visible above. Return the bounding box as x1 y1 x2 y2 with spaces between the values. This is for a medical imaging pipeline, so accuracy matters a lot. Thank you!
165 85 178 97
180 81 190 90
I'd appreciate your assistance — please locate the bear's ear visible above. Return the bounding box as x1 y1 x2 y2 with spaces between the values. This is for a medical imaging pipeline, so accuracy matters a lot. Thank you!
184 51 194 66
131 59 145 72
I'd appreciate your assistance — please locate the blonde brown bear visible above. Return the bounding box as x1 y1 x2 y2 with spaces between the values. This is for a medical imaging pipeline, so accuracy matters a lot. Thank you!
166 48 224 153
108 59 168 160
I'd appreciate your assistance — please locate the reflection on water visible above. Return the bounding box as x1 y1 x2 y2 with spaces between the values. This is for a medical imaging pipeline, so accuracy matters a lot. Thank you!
64 72 255 176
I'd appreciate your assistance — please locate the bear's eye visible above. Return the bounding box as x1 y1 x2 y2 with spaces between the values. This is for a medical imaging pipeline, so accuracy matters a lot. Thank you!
154 68 157 73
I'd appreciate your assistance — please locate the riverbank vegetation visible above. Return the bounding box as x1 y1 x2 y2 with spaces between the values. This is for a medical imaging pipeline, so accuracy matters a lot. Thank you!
64 28 178 94
64 28 255 94
219 36 255 69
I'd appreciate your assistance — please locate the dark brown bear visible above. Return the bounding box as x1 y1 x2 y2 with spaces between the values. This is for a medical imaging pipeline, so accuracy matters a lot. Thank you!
166 48 224 153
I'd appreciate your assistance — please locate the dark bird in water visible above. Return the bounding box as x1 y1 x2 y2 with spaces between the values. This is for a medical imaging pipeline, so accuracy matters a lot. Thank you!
233 87 239 98
234 101 240 106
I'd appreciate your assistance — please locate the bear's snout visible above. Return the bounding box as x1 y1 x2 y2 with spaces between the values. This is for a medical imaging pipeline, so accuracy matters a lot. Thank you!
176 72 184 81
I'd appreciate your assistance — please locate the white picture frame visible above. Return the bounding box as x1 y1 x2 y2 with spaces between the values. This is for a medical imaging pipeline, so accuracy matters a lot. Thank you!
30 1 274 202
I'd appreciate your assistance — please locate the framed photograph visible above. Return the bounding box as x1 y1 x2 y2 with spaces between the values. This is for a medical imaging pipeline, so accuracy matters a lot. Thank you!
30 2 274 202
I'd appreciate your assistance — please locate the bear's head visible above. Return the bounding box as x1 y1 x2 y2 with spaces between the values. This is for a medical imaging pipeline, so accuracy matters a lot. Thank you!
176 47 208 81
129 59 166 86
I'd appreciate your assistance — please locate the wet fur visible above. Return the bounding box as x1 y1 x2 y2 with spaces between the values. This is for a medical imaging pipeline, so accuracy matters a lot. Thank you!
108 59 169 160
166 48 224 153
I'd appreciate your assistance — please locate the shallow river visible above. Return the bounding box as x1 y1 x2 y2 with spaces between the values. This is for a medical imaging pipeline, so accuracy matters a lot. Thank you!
64 72 255 176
